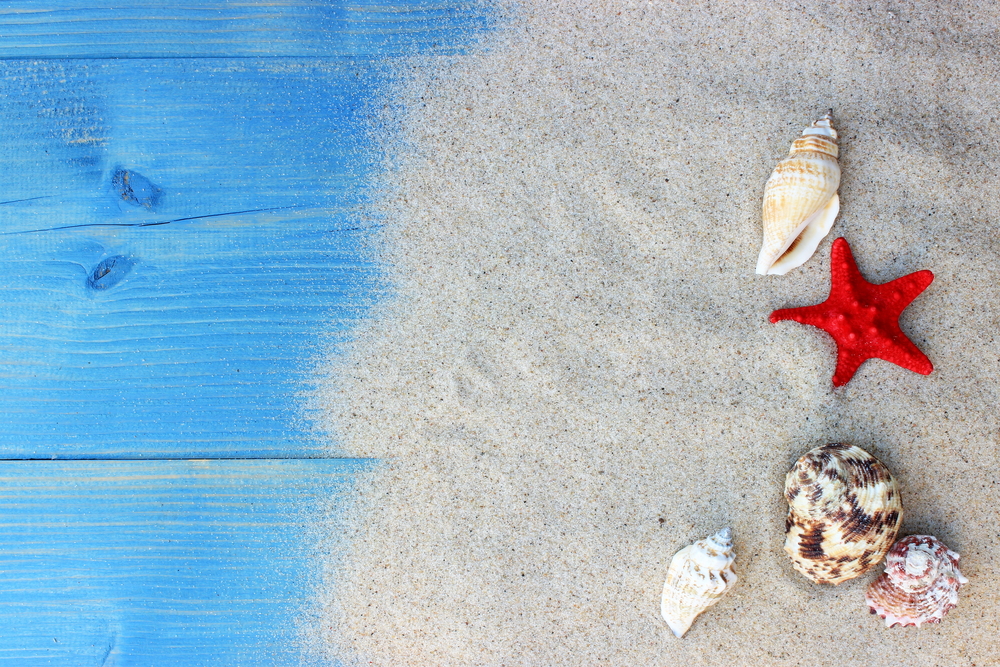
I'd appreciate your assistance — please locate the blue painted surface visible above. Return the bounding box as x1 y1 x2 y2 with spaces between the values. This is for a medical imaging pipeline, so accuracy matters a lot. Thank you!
0 1 494 664
0 0 492 58
0 458 373 665
0 58 395 458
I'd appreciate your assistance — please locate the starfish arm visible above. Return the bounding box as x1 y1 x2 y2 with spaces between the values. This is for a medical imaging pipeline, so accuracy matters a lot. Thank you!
832 348 870 387
770 304 830 325
828 237 860 295
872 329 934 376
877 270 934 312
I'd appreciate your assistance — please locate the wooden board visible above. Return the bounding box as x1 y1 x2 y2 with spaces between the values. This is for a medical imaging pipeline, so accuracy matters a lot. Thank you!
0 0 492 58
0 0 494 458
0 59 388 459
0 2 492 663
0 458 372 665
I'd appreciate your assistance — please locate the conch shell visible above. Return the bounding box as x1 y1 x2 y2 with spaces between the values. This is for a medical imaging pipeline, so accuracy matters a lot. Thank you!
866 535 968 628
660 528 738 638
784 443 902 584
756 112 841 275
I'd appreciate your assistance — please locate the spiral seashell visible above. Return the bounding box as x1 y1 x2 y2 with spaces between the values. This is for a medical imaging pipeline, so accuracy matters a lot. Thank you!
784 443 902 585
866 535 968 628
756 112 841 275
660 528 738 638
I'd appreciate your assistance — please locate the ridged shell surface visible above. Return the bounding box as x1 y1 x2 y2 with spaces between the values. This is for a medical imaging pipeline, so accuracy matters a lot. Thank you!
784 443 902 585
660 528 738 638
866 535 968 628
756 113 841 276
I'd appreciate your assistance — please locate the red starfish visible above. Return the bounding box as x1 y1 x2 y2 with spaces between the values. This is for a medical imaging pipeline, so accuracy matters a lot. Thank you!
770 238 934 387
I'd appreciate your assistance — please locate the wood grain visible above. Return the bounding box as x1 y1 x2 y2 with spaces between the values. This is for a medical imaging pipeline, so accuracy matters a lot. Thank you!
0 0 492 58
0 458 371 665
0 2 492 662
0 59 387 458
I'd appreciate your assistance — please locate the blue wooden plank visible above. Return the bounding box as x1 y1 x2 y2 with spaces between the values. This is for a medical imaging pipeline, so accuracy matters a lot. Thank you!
0 0 494 460
0 458 371 665
0 3 494 664
0 59 390 459
0 58 380 218
0 0 493 58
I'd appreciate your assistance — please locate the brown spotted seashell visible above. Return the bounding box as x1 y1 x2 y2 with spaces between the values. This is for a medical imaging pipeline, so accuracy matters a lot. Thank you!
866 535 968 628
784 443 902 584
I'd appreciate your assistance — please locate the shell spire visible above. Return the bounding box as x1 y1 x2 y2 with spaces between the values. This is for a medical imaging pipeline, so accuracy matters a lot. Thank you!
756 112 841 276
783 443 903 585
866 535 968 628
660 528 738 638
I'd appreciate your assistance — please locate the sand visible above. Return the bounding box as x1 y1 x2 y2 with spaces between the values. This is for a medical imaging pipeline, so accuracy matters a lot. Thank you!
312 2 1000 665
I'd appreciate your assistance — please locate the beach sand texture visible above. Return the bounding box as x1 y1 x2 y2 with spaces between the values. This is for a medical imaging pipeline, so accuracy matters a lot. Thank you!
314 2 1000 664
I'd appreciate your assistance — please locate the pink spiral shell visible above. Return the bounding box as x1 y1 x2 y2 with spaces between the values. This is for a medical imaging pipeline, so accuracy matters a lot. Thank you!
865 535 968 628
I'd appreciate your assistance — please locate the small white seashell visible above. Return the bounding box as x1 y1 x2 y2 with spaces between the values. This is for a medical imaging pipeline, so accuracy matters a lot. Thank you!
756 112 841 275
660 528 738 638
